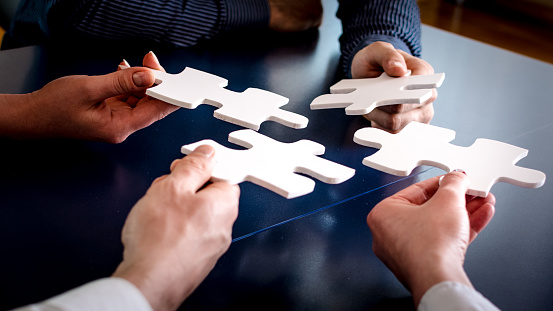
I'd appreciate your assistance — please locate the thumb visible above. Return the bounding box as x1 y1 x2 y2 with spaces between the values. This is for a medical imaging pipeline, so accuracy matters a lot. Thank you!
377 47 409 77
428 171 470 212
87 68 156 102
170 145 217 192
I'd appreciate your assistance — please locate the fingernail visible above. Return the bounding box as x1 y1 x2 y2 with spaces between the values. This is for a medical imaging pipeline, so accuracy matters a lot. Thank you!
122 59 130 67
391 61 405 69
452 169 466 175
118 65 129 70
149 51 159 63
132 71 151 87
194 145 215 158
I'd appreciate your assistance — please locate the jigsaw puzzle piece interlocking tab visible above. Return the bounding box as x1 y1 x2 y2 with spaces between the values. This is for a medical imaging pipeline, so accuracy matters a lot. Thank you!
353 122 546 197
353 123 456 176
149 68 228 109
448 139 546 197
311 72 445 115
147 67 308 131
213 88 307 130
181 129 355 199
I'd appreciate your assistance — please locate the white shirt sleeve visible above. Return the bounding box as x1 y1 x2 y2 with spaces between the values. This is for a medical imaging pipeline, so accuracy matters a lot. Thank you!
12 277 153 311
418 281 500 311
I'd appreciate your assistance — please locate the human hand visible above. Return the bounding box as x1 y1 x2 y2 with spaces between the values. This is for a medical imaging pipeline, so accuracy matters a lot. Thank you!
268 0 323 32
112 145 240 311
367 171 495 307
351 41 437 133
17 52 177 143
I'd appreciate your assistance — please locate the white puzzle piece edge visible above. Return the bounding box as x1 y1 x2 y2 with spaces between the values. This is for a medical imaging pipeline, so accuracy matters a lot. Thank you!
181 129 356 199
146 67 309 131
311 71 445 115
353 121 546 197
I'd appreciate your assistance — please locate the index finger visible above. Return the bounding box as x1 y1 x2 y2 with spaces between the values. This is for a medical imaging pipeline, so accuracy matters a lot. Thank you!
391 175 442 205
397 50 434 75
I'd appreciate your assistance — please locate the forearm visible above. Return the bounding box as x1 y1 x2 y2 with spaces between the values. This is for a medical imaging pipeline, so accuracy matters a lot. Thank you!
0 93 34 139
337 0 421 75
52 0 269 47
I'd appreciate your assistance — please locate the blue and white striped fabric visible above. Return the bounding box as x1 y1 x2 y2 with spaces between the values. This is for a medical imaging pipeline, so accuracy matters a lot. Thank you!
4 0 421 76
337 0 421 76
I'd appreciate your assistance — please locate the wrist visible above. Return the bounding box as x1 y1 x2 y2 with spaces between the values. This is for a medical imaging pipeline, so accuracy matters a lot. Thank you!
113 256 200 311
407 251 472 307
0 93 35 139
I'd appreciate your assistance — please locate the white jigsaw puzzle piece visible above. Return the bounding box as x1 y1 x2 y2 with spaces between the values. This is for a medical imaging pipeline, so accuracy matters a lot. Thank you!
181 129 356 199
353 122 546 197
148 68 309 130
311 71 445 115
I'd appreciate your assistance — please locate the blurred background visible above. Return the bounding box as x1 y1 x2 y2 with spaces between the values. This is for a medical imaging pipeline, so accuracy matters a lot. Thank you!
419 0 553 64
1 0 552 64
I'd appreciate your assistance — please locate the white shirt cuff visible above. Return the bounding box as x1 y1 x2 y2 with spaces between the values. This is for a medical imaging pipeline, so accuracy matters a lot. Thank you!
13 277 152 311
418 281 500 311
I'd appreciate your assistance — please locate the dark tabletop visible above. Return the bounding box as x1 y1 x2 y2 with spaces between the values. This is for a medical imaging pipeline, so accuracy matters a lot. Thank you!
1 1 552 310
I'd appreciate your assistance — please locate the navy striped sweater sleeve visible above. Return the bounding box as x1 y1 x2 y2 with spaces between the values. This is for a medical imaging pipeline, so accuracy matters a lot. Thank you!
337 0 421 76
65 0 269 46
5 0 270 48
5 0 420 77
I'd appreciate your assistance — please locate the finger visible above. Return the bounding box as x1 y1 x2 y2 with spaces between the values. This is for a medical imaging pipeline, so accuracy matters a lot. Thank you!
86 68 156 103
375 88 436 115
366 42 408 77
170 145 217 192
120 97 179 131
364 102 434 133
468 201 495 243
198 182 241 220
377 103 421 115
427 171 470 212
391 175 442 206
467 192 496 214
376 46 409 78
118 59 131 71
143 51 165 72
397 50 434 75
363 107 405 133
351 42 408 78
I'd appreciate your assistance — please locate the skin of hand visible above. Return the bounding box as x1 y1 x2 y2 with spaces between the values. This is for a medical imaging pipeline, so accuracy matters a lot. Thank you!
351 41 438 133
0 52 178 143
112 145 240 311
367 171 496 307
268 0 323 32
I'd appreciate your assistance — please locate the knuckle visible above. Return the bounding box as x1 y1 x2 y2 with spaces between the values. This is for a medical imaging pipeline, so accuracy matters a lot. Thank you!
388 104 405 114
177 155 209 176
162 177 183 197
109 134 128 144
170 158 182 172
366 206 382 228
366 210 376 227
426 89 438 104
102 130 129 144
385 115 403 132
113 73 129 94
424 62 435 73
437 185 460 199
152 175 167 185
423 105 435 124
